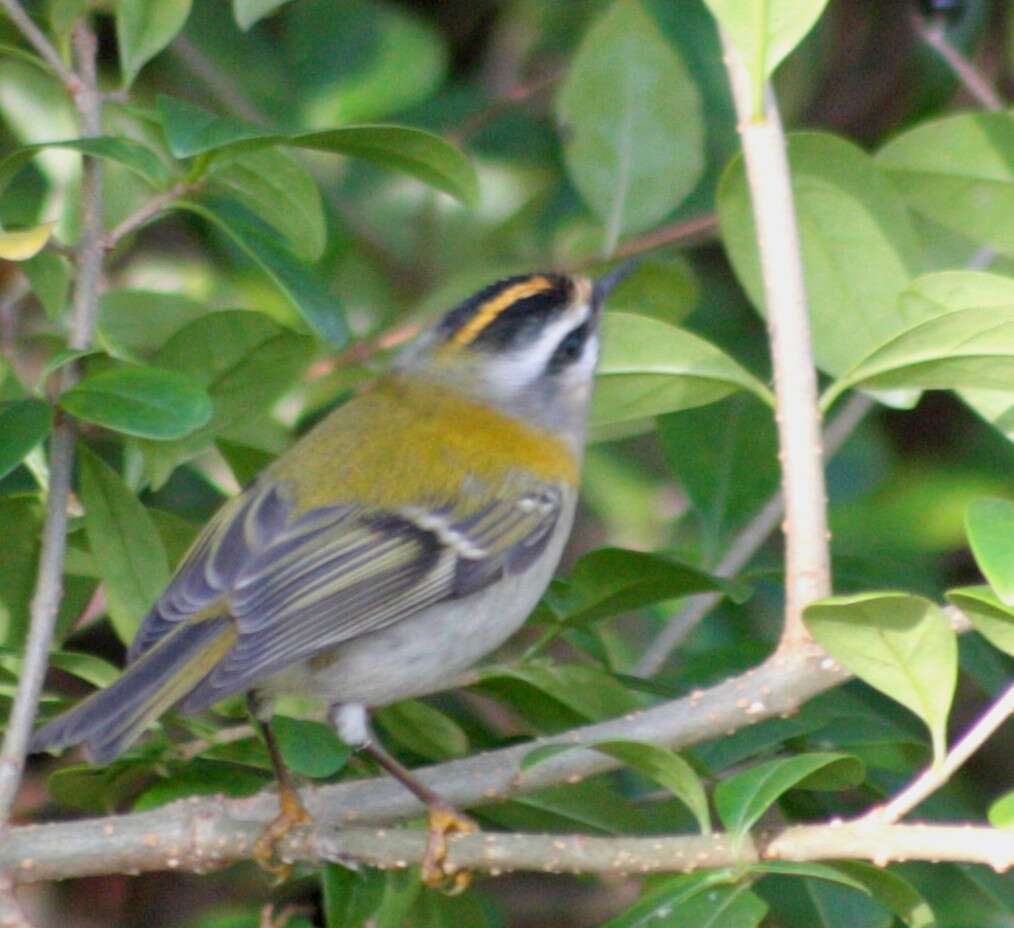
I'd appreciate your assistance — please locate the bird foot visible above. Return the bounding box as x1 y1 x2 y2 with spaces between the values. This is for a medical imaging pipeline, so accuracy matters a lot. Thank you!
422 803 477 895
253 785 312 881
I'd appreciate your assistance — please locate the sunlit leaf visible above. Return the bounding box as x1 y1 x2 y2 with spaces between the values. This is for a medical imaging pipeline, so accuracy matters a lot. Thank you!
989 790 1014 829
593 312 773 426
556 0 704 243
966 498 1014 605
947 586 1014 657
232 0 292 30
804 592 957 763
0 221 55 260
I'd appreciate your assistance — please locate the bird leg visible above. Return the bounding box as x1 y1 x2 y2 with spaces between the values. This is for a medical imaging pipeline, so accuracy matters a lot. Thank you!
331 703 476 893
249 695 312 879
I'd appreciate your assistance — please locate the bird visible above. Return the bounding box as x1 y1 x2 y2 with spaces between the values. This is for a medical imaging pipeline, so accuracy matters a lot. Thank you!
30 266 630 886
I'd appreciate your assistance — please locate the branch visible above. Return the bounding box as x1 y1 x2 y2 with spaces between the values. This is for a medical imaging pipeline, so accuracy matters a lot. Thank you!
720 36 831 645
0 18 104 824
862 679 1014 825
913 11 1004 112
0 0 79 91
104 181 199 249
634 393 873 677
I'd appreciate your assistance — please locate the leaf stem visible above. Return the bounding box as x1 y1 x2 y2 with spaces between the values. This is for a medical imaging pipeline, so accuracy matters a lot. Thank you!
0 0 79 91
104 181 200 249
860 678 1014 826
913 11 1004 112
0 16 105 824
719 33 831 647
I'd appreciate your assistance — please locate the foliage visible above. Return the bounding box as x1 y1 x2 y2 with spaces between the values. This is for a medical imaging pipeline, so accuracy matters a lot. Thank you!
0 0 1011 926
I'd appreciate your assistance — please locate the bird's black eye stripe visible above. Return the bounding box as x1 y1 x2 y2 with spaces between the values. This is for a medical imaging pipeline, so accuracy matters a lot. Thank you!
547 323 589 373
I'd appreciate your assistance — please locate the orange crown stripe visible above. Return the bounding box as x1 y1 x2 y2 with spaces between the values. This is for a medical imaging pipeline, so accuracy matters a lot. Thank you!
451 276 552 347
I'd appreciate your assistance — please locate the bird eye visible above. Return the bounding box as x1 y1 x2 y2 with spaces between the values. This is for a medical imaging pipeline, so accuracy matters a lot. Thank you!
548 323 589 372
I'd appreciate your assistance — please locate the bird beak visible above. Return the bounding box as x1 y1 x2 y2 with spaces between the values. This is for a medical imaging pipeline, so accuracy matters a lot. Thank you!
592 258 640 308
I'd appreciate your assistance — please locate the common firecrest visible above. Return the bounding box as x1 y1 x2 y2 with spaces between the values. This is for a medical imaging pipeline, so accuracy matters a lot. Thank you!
30 266 630 882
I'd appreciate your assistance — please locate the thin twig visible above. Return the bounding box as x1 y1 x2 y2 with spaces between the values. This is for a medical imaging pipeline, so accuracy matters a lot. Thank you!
862 679 1014 825
914 11 1004 112
720 35 831 645
448 68 563 145
0 0 79 90
563 214 719 274
104 181 199 249
0 17 105 824
634 394 873 677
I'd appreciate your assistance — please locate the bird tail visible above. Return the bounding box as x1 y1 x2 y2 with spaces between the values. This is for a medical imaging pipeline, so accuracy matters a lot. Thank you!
29 616 237 764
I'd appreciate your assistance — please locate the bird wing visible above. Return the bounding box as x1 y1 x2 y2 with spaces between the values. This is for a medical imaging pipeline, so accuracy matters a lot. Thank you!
128 474 563 711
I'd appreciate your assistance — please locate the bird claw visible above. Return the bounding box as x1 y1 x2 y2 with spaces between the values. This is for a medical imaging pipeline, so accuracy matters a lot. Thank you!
253 785 312 882
421 804 477 895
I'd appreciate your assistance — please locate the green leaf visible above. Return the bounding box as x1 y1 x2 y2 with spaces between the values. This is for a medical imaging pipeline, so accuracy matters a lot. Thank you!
702 1 830 110
966 498 1014 606
0 136 169 196
374 700 469 760
0 399 52 480
804 592 957 763
946 586 1014 657
592 740 711 833
116 0 193 88
556 547 745 628
207 147 326 261
555 0 704 245
179 197 348 346
46 650 120 688
134 759 268 810
0 498 43 648
216 440 275 488
78 446 170 643
157 95 477 206
989 790 1014 828
607 880 767 928
0 221 55 260
607 256 698 324
749 861 872 895
232 0 292 30
20 251 70 320
878 111 1014 256
98 289 210 362
147 309 314 456
820 305 1014 412
60 365 213 440
270 716 352 778
47 761 155 813
759 873 891 928
829 862 936 928
593 312 773 426
322 865 386 928
718 132 925 380
715 753 864 838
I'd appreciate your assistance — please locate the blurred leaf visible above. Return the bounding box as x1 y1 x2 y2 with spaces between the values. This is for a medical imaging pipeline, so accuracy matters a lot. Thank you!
270 716 352 778
715 753 864 837
878 111 1014 256
117 0 193 88
759 874 891 928
157 95 477 206
657 394 779 552
804 593 957 762
20 250 70 320
0 136 169 195
149 508 200 569
829 862 936 928
0 498 42 648
216 440 275 487
821 306 1014 412
593 312 772 426
134 758 268 810
947 586 1014 657
592 740 711 833
322 865 386 928
60 365 213 440
47 760 155 813
410 889 490 928
607 256 698 324
180 197 348 345
555 547 744 628
966 498 1014 605
0 221 54 259
607 880 767 928
693 714 826 774
989 790 1014 828
718 132 925 380
296 0 447 126
207 147 326 261
601 872 732 927
232 0 292 30
149 309 314 451
78 445 170 643
374 700 469 760
556 0 704 243
98 289 210 362
0 399 51 480
750 861 872 894
702 0 831 107
46 650 120 688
